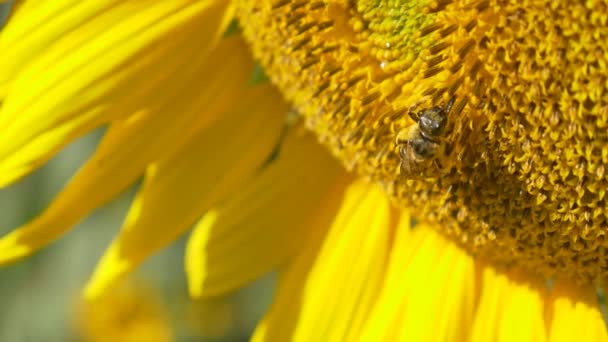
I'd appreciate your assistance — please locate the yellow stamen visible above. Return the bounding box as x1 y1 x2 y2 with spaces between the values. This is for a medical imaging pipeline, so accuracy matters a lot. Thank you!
236 0 608 284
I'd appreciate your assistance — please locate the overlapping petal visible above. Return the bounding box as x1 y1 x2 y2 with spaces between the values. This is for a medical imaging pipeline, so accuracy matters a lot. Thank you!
548 282 608 342
360 223 597 342
470 267 548 342
85 83 288 299
185 129 348 298
0 0 233 186
253 180 393 341
0 36 254 266
361 225 476 341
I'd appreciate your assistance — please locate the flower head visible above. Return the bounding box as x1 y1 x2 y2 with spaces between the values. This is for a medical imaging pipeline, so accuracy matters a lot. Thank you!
1 0 608 340
237 0 608 284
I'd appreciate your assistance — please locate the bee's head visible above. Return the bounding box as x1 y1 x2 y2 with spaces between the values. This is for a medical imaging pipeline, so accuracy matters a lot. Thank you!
419 107 448 137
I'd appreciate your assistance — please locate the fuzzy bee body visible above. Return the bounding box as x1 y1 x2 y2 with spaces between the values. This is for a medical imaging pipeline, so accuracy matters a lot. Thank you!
396 97 455 178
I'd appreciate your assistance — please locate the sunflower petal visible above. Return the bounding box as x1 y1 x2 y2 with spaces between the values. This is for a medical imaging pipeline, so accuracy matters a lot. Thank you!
469 265 507 342
548 282 608 342
0 0 233 187
471 267 548 342
84 84 287 299
0 37 253 265
185 130 347 298
253 180 392 341
361 226 476 341
359 214 419 342
497 273 548 342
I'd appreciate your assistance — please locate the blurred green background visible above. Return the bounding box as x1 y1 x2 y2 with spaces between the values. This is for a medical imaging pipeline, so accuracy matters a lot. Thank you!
0 3 274 341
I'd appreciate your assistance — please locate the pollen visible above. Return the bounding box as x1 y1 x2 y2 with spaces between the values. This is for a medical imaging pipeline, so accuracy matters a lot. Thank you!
236 0 608 284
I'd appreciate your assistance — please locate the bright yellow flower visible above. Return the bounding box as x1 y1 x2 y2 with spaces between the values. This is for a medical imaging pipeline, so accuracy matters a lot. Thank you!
1 0 608 341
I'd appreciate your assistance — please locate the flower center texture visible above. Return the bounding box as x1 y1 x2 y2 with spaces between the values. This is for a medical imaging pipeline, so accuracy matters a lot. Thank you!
236 0 608 284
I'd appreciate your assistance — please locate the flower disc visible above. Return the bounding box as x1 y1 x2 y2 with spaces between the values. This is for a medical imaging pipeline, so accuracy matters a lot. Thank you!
236 0 608 284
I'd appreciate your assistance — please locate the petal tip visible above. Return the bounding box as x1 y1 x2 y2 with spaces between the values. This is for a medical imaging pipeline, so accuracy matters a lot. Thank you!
84 248 133 300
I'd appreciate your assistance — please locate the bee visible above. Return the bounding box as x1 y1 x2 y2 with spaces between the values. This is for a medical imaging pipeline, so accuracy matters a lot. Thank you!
396 97 455 177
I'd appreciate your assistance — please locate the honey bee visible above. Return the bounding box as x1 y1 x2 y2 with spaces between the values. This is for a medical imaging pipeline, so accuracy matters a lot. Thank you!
396 97 455 177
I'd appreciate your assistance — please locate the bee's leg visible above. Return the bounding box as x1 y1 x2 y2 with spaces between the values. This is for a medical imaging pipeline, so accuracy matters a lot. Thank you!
445 96 456 114
408 110 419 122
399 144 409 160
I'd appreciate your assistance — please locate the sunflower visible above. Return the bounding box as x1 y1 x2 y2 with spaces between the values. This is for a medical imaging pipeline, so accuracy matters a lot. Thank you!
1 0 608 341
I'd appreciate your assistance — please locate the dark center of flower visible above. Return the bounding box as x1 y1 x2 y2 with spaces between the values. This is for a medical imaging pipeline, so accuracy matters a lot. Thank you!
236 0 608 284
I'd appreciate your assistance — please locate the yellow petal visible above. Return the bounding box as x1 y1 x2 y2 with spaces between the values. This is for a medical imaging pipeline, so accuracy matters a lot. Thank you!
497 272 548 342
0 37 254 265
362 226 476 341
253 180 392 342
84 84 287 299
548 282 608 342
470 267 548 342
0 0 233 186
185 129 348 298
469 265 507 342
359 214 418 342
